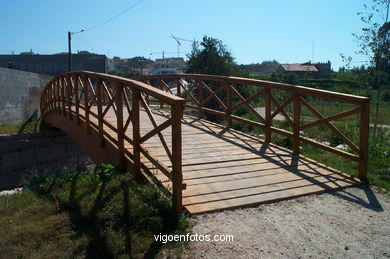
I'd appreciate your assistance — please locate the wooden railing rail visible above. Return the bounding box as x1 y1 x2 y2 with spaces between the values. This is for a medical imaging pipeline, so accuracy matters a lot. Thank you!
40 71 186 213
137 74 370 181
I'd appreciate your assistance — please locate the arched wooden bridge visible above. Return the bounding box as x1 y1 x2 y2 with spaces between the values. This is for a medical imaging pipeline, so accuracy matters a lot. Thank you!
40 71 369 214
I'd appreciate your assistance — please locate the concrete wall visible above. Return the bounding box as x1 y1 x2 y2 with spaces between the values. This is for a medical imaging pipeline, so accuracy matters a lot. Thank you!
0 67 52 124
0 54 107 76
0 129 91 190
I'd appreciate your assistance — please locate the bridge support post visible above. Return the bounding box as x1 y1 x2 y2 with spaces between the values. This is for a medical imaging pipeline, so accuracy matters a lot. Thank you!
74 74 81 125
66 75 73 121
359 101 369 181
132 88 141 176
61 76 66 117
264 87 272 142
293 94 301 154
83 75 91 135
97 78 105 148
175 77 181 96
171 104 183 214
116 83 126 170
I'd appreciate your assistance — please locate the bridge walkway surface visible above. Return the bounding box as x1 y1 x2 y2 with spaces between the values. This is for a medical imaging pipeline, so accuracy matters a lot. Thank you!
91 107 359 214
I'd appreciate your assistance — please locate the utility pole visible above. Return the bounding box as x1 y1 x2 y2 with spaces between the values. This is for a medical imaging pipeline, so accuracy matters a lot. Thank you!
68 29 84 72
68 31 72 71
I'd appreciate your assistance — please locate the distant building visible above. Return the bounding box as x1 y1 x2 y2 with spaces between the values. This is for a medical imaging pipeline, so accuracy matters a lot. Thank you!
108 56 153 76
277 61 331 78
313 61 331 78
0 52 107 76
149 57 185 75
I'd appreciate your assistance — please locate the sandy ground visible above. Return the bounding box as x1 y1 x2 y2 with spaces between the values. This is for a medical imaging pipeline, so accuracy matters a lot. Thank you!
175 186 390 258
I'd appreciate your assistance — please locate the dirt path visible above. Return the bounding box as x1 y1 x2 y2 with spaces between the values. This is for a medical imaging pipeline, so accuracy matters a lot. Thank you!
178 186 390 258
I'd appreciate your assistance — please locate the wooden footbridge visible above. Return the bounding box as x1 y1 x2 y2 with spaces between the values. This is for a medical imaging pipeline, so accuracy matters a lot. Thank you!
40 72 369 214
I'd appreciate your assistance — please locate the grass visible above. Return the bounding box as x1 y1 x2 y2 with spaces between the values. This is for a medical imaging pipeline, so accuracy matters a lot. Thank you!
271 125 390 191
0 117 49 134
0 166 188 258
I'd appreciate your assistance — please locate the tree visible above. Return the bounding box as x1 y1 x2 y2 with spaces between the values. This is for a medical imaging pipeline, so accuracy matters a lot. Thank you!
353 0 390 133
353 0 389 77
185 36 248 122
186 36 244 76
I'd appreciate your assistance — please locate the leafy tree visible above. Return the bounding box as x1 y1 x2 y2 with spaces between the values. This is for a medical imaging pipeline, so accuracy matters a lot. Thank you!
186 36 245 76
353 0 390 133
185 36 249 122
354 0 389 72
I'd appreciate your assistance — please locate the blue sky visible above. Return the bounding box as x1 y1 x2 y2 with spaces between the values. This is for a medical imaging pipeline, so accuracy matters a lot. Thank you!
0 0 376 69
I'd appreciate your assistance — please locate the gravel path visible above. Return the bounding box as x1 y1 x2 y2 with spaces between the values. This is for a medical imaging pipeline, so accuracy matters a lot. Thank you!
180 186 390 258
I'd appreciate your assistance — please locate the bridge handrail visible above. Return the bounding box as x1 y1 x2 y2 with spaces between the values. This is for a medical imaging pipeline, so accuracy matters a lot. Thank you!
40 71 185 213
137 73 370 181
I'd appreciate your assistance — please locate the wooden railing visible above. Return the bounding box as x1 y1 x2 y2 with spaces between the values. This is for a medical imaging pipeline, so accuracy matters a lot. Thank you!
40 71 185 213
138 74 370 181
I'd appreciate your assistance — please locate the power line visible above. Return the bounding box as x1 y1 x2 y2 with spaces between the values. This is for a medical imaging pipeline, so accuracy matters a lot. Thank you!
73 34 97 52
83 0 144 33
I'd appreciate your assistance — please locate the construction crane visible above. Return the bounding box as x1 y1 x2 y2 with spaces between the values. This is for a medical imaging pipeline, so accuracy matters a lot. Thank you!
149 51 182 59
170 34 196 57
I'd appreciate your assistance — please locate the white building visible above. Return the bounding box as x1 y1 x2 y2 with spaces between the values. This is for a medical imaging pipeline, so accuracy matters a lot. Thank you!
149 57 185 75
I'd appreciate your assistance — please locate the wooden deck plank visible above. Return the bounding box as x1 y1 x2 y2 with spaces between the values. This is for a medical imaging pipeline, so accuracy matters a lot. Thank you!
90 106 360 214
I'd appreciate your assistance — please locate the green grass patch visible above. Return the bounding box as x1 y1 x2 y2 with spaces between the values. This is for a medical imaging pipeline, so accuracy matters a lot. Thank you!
271 126 390 191
0 166 188 258
0 117 49 134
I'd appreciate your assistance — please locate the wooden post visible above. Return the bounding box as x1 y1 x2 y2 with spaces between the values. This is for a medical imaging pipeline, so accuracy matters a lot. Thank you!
55 79 59 114
176 77 181 96
292 94 301 154
74 74 80 125
359 101 370 181
116 83 126 170
227 83 232 129
66 75 73 120
171 103 183 214
264 87 272 142
198 81 204 119
132 88 141 176
61 76 66 117
159 80 164 109
97 78 105 147
84 75 91 135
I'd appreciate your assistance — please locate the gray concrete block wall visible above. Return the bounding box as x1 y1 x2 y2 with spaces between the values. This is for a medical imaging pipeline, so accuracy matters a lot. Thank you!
0 67 52 124
0 129 91 190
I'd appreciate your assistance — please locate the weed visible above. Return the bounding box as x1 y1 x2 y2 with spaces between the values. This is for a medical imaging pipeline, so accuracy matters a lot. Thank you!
0 165 189 258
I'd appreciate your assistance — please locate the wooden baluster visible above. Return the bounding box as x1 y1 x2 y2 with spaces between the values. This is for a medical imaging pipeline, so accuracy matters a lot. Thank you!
159 80 164 109
97 78 105 147
67 75 72 120
359 101 370 181
264 87 272 142
292 94 301 154
45 86 49 115
53 80 57 114
74 74 80 125
49 85 52 114
227 83 232 129
198 81 204 119
132 88 141 175
176 77 181 96
84 75 91 134
61 76 66 117
57 78 61 114
171 103 183 214
48 86 51 115
116 83 125 170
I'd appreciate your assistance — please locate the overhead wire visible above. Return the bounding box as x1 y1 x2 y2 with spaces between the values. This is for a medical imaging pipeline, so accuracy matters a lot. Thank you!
82 0 144 33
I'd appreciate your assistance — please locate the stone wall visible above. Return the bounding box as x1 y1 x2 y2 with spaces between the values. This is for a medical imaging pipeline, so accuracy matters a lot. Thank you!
0 129 91 190
0 67 52 124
